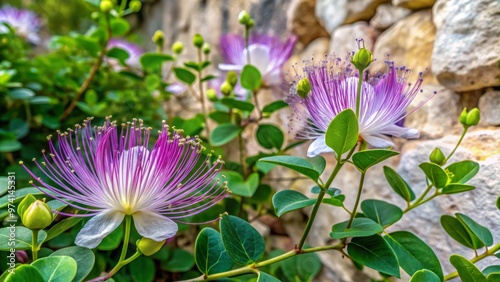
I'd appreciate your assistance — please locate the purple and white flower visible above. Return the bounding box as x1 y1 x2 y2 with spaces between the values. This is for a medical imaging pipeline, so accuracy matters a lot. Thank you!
219 33 296 87
288 56 434 157
107 38 143 67
21 118 228 248
0 5 41 44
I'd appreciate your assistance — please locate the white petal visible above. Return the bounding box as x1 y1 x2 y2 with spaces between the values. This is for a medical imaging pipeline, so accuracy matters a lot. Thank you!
218 63 243 72
244 44 271 74
307 136 333 157
361 134 395 148
75 211 124 249
133 211 178 241
264 69 282 86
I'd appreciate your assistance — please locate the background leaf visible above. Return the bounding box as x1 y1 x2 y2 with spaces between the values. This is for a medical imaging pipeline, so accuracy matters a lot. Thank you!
195 228 234 275
2 265 44 282
409 269 441 282
50 246 94 282
173 67 196 85
330 218 383 239
0 227 47 251
140 53 174 70
256 124 284 150
210 124 242 146
383 166 415 201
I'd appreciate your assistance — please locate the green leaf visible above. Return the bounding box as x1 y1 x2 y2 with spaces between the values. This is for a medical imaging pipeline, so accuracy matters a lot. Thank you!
97 225 123 251
272 190 316 217
140 53 174 71
106 47 130 65
31 256 77 282
360 199 403 226
240 65 262 91
410 269 441 282
110 18 130 36
30 96 56 105
456 213 493 247
50 247 94 282
348 234 400 277
281 251 322 281
383 166 415 201
209 111 230 123
129 256 155 282
257 272 280 281
385 231 443 280
195 228 234 275
330 218 383 239
223 171 260 198
0 187 49 208
0 227 47 251
441 215 482 249
325 109 359 157
220 214 265 265
352 150 399 172
488 273 500 281
46 217 83 241
450 254 487 282
171 114 205 136
419 162 449 188
0 177 8 196
0 139 22 152
483 266 500 276
210 124 242 146
9 88 35 100
262 100 288 114
497 196 500 211
220 97 255 112
259 156 320 182
441 183 475 194
9 118 29 139
184 61 202 71
174 67 196 85
161 248 194 272
256 124 284 150
2 265 44 282
309 155 326 176
446 160 480 184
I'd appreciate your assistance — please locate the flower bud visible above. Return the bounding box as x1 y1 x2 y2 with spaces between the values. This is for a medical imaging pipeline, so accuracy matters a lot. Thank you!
17 194 37 218
220 81 233 96
206 88 218 102
193 34 204 48
21 200 53 230
91 12 100 20
100 0 113 13
459 108 468 125
129 0 142 12
202 43 211 55
238 10 251 25
152 30 164 48
351 47 373 71
137 237 166 256
465 108 480 126
247 19 255 29
296 77 311 98
429 147 446 166
225 71 238 87
171 41 184 54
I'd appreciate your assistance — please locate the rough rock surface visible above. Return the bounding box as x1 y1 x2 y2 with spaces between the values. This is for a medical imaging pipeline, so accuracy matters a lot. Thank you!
287 0 329 45
372 9 436 84
370 3 411 30
478 90 500 126
344 0 389 24
329 22 379 58
431 0 500 91
393 0 435 9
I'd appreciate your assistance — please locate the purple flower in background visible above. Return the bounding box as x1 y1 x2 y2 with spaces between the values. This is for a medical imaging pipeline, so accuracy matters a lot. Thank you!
288 56 434 157
21 118 228 248
107 38 143 67
219 33 296 87
0 5 41 44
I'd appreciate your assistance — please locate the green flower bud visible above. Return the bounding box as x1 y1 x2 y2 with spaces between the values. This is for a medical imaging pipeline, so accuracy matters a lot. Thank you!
465 108 480 126
351 47 373 71
459 108 468 125
296 77 311 98
238 10 251 25
206 88 218 102
202 43 211 55
137 237 166 256
91 12 100 20
18 194 37 218
225 71 238 87
171 41 184 55
22 200 53 230
193 34 204 48
152 30 164 48
129 0 142 12
429 147 446 166
100 0 114 13
220 81 233 96
247 19 255 29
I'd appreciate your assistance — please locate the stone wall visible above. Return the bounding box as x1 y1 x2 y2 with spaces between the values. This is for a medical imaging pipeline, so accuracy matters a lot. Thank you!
139 0 500 281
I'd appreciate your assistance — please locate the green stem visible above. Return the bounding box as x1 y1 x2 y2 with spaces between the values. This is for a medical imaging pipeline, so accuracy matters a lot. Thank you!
345 172 366 229
404 184 433 212
197 48 209 137
444 242 500 281
118 0 128 16
355 70 364 117
446 127 468 161
245 27 250 64
297 161 344 250
252 91 262 120
119 215 132 262
31 229 39 261
105 251 141 280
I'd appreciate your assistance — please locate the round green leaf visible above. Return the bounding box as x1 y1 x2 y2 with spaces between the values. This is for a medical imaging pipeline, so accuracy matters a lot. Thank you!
9 88 35 100
281 252 322 281
106 47 130 64
419 162 449 188
348 234 400 278
446 160 480 184
223 171 259 198
9 118 29 139
410 269 441 282
325 109 359 157
309 155 326 176
50 246 95 282
256 124 284 150
272 190 316 217
161 248 195 272
383 166 415 201
441 183 475 194
0 227 47 251
441 215 482 249
450 254 487 282
0 139 22 152
195 227 234 275
330 218 383 239
110 18 130 36
483 265 500 276
360 199 403 227
210 123 242 146
220 214 265 265
129 256 155 282
220 98 255 112
140 53 174 71
173 67 196 85
352 149 399 172
258 271 281 282
3 265 44 282
31 256 77 282
258 156 320 182
240 65 262 91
